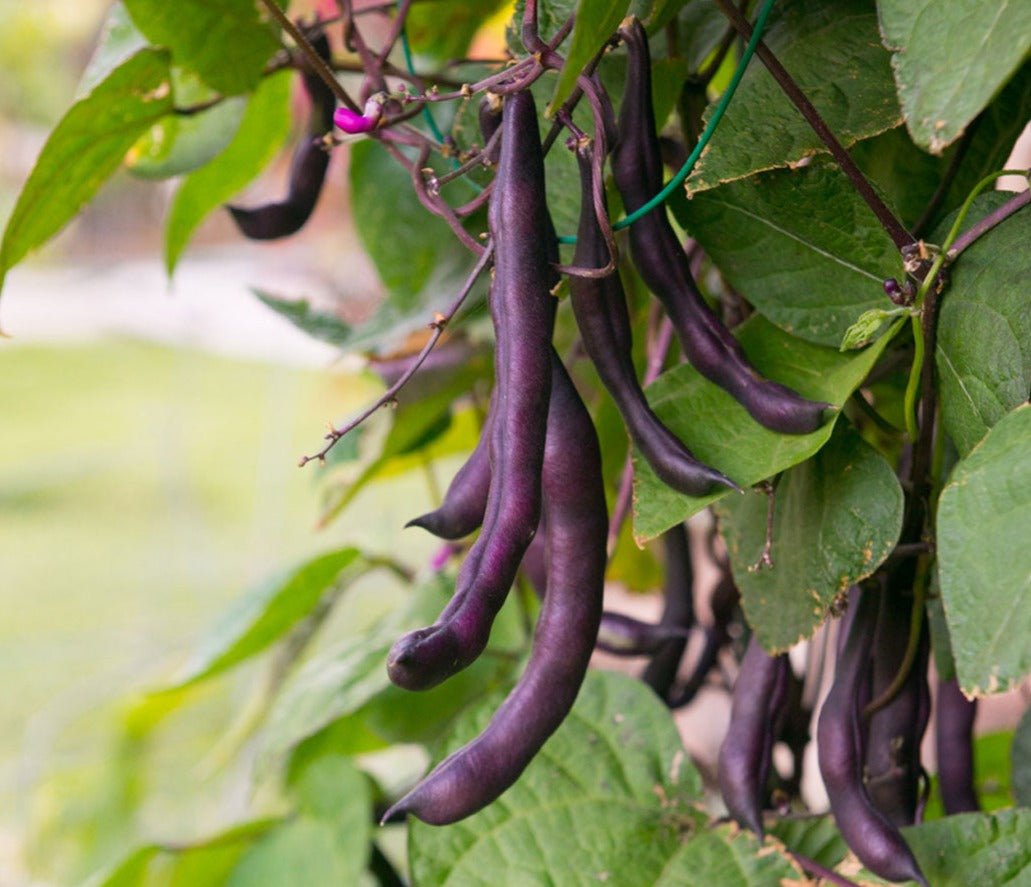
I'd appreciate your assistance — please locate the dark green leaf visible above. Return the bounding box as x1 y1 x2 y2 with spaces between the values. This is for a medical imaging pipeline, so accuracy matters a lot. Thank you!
165 547 364 690
548 0 630 114
0 49 172 295
409 670 706 886
935 194 1031 455
164 70 291 273
1014 708 1031 807
632 314 899 542
674 160 900 345
936 405 1031 695
687 0 900 191
903 809 1031 886
879 0 1031 153
123 0 282 96
253 292 358 348
653 825 800 886
717 424 903 650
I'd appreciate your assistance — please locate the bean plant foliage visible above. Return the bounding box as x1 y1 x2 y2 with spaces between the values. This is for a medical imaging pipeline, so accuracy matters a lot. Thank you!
5 0 1030 885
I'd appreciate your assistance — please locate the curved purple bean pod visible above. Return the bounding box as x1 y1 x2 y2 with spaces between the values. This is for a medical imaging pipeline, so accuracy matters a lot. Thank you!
612 19 830 435
387 90 555 691
569 145 736 496
936 677 980 814
228 33 335 240
595 612 691 656
865 591 931 827
406 401 494 540
818 590 927 885
383 352 607 825
717 637 790 837
642 524 696 698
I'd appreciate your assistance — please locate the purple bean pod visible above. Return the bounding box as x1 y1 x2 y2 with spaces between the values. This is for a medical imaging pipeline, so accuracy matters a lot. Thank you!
387 90 555 691
595 612 691 657
642 524 696 698
478 95 503 166
383 352 606 825
612 20 831 435
864 591 931 827
407 402 494 540
817 590 927 885
717 637 790 837
228 33 335 240
935 677 980 814
569 145 736 496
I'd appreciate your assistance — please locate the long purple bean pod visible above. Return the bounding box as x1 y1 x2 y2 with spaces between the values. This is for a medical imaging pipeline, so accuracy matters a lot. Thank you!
717 637 790 837
387 90 555 691
612 20 830 435
642 524 696 698
818 590 927 885
228 34 335 239
595 612 691 656
935 677 980 814
865 591 931 827
383 352 606 825
569 145 736 496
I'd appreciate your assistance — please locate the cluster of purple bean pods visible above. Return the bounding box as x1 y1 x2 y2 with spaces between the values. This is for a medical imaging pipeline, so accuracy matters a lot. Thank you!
222 15 988 884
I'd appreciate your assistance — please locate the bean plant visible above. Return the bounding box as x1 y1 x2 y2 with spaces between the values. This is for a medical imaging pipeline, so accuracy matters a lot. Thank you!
3 0 1030 884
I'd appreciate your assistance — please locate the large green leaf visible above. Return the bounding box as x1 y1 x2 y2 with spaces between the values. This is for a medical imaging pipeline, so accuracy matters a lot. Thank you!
0 49 172 296
850 64 1031 231
408 670 709 886
716 424 903 650
652 825 799 886
632 313 899 542
164 70 291 272
878 0 1031 153
935 194 1031 456
937 405 1031 695
903 810 1031 886
673 160 900 346
688 0 900 191
548 0 631 114
406 0 508 62
165 547 364 690
123 0 283 96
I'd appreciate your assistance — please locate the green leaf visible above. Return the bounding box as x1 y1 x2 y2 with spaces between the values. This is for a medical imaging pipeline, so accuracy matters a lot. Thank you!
653 825 800 886
937 404 1031 695
687 0 900 191
349 140 484 344
123 0 283 96
1014 707 1031 807
849 64 1031 231
716 424 903 650
632 313 899 542
0 49 172 295
903 809 1031 886
83 820 281 887
408 670 705 886
129 70 247 180
878 0 1031 153
767 815 849 871
935 193 1031 455
164 70 291 273
674 160 900 346
406 0 509 62
77 2 149 97
548 0 630 114
165 547 364 690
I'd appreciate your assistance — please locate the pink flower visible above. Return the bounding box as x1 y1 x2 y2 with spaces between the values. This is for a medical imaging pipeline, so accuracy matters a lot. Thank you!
334 106 375 134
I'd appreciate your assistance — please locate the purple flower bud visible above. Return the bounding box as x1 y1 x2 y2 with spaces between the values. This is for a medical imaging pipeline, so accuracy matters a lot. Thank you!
334 106 375 134
883 278 902 298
